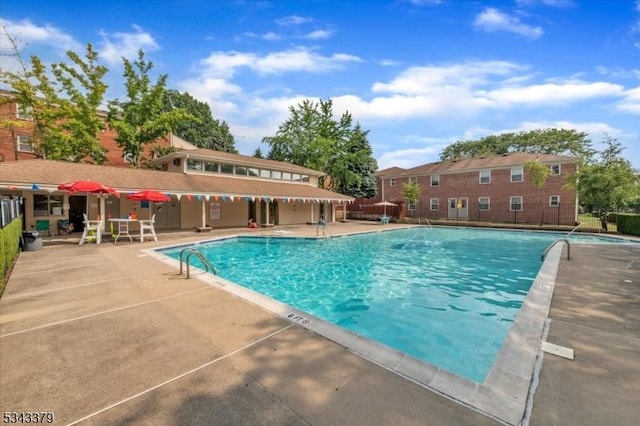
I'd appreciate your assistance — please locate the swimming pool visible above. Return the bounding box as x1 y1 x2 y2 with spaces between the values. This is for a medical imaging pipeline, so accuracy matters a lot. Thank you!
158 227 632 383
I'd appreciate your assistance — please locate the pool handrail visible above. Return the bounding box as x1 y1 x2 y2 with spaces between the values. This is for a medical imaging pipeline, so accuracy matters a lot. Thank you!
541 238 571 262
179 247 216 278
566 222 581 237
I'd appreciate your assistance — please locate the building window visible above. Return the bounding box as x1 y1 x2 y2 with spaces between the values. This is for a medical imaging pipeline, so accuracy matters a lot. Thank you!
301 175 310 183
33 194 64 216
248 168 259 177
204 162 219 173
510 196 523 211
16 135 34 153
260 169 271 178
511 167 523 182
282 172 291 180
549 195 560 207
124 152 135 164
389 178 395 187
478 197 490 211
187 159 203 171
430 198 439 211
408 202 416 211
549 164 561 175
271 170 282 180
17 104 34 120
235 166 247 176
409 176 418 184
431 174 440 187
479 170 491 184
220 164 234 174
291 173 301 181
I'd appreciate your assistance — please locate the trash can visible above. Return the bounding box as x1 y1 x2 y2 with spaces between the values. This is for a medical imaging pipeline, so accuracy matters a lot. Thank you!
22 230 43 251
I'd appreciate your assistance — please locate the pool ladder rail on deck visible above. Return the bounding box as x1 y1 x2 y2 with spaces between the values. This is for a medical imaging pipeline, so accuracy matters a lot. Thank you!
179 247 216 278
541 238 571 262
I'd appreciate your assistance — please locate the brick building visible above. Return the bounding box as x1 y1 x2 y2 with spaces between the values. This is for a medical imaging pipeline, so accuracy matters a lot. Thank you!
0 91 178 166
351 153 579 226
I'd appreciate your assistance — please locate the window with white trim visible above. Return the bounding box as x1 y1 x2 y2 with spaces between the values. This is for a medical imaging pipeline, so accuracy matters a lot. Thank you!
478 197 490 211
389 178 395 187
204 161 219 172
431 174 440 187
549 164 561 175
511 167 523 182
408 202 416 211
17 104 33 120
510 196 523 211
430 198 439 210
409 176 418 184
549 195 560 207
479 170 491 184
16 135 34 152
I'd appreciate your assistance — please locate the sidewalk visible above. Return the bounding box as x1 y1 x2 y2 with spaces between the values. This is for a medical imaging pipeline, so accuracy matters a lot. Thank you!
1 223 638 425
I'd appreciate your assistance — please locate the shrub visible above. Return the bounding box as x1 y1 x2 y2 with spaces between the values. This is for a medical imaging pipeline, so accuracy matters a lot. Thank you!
617 214 640 236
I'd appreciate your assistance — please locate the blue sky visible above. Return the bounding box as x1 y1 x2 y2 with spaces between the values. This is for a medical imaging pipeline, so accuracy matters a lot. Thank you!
2 0 639 169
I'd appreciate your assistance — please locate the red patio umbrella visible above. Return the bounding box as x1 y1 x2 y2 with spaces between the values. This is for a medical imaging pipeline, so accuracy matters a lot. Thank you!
58 180 116 194
126 190 170 202
58 180 116 231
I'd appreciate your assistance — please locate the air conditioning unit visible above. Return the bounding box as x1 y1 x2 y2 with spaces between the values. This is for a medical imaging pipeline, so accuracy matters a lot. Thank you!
173 158 181 166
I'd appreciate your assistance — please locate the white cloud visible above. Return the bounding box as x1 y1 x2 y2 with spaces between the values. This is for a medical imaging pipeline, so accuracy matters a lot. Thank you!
377 59 401 66
262 32 281 41
481 81 624 106
404 0 443 5
618 86 640 114
276 15 312 26
474 8 543 39
199 47 362 78
516 0 574 7
0 18 82 53
98 25 159 65
305 29 333 40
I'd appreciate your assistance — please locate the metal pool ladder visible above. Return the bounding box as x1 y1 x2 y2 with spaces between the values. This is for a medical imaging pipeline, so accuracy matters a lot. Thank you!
541 238 571 262
179 247 216 278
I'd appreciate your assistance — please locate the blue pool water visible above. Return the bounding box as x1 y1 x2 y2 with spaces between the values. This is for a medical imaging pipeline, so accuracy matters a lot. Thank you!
159 227 632 382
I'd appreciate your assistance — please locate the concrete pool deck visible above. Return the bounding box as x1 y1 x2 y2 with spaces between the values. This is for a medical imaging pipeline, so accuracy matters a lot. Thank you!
1 221 638 425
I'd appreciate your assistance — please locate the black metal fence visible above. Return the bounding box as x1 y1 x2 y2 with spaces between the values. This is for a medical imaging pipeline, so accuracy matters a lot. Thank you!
0 196 23 229
348 199 618 230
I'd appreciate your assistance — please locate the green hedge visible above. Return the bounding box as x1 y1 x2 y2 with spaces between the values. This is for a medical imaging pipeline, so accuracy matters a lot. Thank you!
0 218 23 295
617 214 640 236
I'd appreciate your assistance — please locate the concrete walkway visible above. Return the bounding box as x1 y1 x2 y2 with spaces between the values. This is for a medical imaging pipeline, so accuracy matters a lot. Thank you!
1 222 638 425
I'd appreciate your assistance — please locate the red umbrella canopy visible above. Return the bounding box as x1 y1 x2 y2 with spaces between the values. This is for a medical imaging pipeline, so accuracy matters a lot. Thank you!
126 190 171 202
58 180 115 194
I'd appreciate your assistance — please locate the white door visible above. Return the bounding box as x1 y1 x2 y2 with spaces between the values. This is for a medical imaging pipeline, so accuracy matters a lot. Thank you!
448 197 468 219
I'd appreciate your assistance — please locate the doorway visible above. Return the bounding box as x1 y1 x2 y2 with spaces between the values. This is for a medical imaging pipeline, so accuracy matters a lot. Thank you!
447 197 468 219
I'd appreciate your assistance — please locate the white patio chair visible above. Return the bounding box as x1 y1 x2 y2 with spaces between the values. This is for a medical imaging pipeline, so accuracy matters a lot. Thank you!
139 214 157 242
79 213 102 245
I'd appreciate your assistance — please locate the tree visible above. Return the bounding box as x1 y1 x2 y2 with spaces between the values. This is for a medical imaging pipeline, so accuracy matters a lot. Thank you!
161 89 237 153
263 98 377 195
330 124 378 197
402 182 421 218
45 44 108 163
253 147 264 158
264 99 352 174
524 158 552 224
107 50 195 168
0 29 108 163
440 129 595 162
573 136 640 212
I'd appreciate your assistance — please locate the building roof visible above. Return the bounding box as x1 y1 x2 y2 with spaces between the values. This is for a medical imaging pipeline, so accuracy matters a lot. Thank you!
377 152 577 178
154 148 325 176
0 159 353 203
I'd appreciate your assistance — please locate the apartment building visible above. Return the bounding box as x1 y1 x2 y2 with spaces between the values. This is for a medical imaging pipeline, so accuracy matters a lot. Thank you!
359 153 579 226
0 91 175 166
